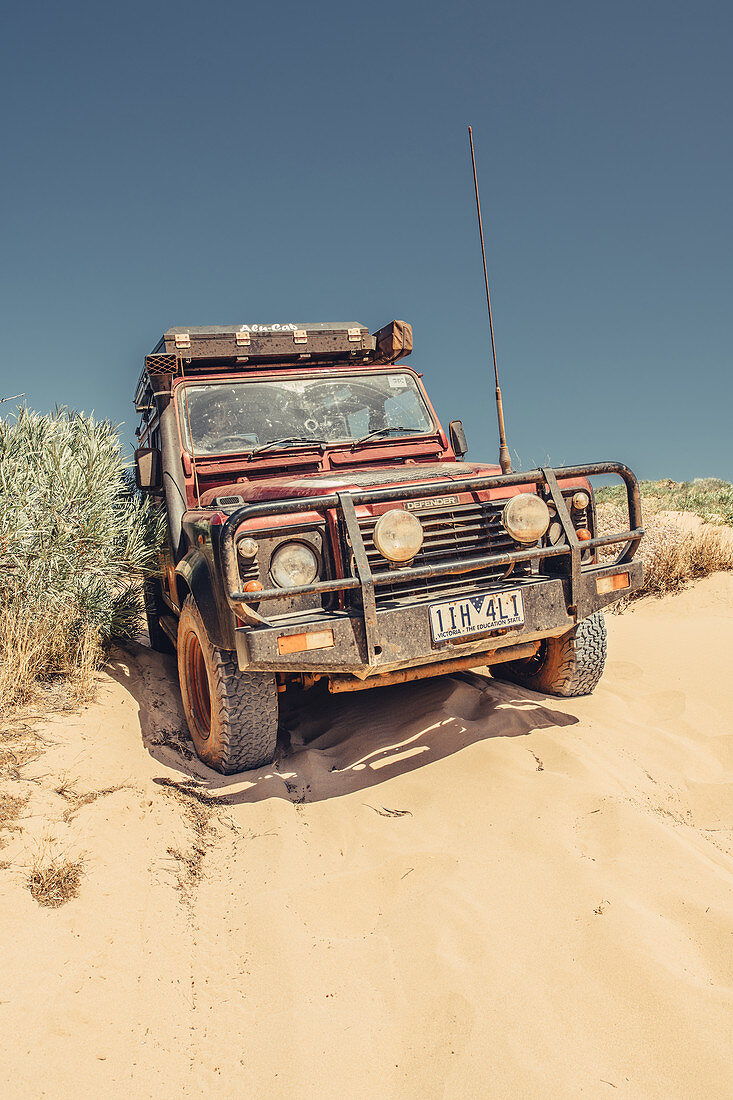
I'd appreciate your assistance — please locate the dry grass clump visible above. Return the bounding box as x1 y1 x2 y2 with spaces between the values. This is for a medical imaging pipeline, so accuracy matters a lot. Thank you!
595 502 631 564
596 502 733 603
0 603 102 716
27 854 85 908
636 521 733 598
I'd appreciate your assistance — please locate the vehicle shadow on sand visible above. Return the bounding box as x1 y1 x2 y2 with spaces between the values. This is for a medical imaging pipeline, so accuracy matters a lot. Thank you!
108 642 579 807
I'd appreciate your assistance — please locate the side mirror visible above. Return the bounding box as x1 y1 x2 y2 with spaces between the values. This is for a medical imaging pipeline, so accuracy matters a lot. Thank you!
135 447 162 493
448 420 468 459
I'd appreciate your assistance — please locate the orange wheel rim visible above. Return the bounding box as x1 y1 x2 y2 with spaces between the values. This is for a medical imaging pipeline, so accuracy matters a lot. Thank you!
185 632 211 739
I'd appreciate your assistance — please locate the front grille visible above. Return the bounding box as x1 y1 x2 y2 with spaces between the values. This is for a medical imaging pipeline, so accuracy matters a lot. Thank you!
240 559 259 585
356 500 523 607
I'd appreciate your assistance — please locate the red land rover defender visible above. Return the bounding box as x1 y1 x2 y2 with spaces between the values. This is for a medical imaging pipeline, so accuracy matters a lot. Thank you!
134 321 643 773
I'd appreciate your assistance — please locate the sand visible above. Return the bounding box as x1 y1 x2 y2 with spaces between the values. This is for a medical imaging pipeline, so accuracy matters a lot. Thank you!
1 575 731 1099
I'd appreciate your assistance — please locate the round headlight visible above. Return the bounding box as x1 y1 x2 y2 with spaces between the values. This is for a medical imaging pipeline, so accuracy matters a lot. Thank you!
502 494 551 544
270 542 319 588
373 508 424 563
572 490 590 511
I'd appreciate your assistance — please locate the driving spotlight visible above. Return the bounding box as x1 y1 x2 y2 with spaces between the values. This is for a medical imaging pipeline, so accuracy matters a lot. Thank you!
572 490 590 511
270 542 319 588
502 494 551 544
373 508 424 563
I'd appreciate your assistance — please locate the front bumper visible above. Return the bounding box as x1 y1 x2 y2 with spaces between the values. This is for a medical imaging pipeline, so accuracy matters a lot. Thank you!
235 560 642 677
221 461 644 677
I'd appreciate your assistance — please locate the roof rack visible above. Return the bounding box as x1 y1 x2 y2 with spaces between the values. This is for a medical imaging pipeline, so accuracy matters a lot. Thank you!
134 320 413 411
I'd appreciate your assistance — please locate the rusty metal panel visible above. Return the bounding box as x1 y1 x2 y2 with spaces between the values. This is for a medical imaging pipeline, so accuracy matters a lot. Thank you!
326 640 540 692
238 576 575 674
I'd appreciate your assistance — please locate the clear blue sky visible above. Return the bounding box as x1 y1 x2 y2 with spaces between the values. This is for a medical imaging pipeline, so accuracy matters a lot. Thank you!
1 0 730 479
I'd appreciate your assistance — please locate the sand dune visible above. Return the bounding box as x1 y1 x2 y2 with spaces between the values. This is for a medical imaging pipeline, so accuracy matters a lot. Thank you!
1 576 731 1098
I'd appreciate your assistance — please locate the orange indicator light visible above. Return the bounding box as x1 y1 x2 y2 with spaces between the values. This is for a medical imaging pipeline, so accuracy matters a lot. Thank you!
243 580 264 593
575 528 592 542
277 629 335 655
596 572 630 595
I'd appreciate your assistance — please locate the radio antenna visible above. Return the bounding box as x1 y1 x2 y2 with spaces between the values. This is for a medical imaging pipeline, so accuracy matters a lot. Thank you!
468 126 511 474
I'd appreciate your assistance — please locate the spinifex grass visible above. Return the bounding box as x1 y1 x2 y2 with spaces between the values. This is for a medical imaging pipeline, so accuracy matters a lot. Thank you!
596 503 733 603
0 407 164 714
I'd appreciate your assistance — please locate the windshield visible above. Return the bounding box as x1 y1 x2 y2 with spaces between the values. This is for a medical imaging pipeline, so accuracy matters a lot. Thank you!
177 372 434 456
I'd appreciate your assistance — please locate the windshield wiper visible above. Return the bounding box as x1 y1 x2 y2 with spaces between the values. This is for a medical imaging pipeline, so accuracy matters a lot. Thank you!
251 436 328 456
351 426 424 450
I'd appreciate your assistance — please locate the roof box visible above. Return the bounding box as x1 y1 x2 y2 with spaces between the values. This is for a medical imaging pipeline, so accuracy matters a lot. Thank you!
152 319 412 366
155 322 373 362
137 320 413 407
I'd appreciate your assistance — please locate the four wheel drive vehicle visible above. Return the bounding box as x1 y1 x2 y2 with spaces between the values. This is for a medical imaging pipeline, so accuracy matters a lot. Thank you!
134 320 644 774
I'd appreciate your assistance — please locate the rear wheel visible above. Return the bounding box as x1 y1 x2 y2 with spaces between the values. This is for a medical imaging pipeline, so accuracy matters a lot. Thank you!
177 596 278 773
491 611 607 697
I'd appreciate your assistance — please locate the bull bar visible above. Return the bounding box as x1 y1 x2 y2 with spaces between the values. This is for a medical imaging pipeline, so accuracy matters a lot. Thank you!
219 462 644 664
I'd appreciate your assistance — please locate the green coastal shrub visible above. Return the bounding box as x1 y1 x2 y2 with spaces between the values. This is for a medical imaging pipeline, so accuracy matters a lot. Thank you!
0 408 164 711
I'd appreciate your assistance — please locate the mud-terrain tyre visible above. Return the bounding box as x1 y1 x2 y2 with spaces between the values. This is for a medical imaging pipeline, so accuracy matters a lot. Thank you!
491 611 607 697
177 596 278 773
143 577 175 654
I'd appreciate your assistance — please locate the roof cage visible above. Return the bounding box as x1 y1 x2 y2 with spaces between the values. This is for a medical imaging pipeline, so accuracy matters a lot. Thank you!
135 320 413 408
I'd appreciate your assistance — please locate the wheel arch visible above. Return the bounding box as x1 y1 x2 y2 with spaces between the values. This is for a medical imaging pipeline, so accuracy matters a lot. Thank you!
175 549 236 651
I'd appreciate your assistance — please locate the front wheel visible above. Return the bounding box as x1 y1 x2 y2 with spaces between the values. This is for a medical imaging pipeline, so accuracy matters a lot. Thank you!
177 596 278 773
491 611 607 697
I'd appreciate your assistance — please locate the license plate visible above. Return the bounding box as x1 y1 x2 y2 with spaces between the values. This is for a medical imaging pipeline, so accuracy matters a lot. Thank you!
429 588 525 643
